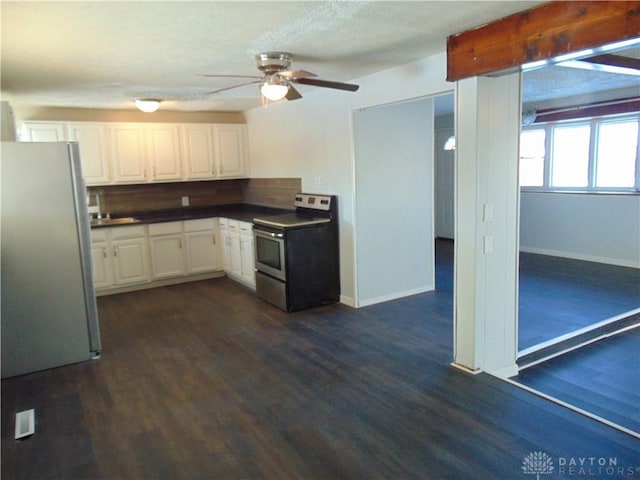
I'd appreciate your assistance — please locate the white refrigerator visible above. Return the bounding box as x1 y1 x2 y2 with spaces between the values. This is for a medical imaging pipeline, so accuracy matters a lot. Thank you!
1 142 101 378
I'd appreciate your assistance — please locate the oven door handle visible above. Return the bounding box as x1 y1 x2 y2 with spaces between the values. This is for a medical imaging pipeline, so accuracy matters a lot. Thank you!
256 230 284 239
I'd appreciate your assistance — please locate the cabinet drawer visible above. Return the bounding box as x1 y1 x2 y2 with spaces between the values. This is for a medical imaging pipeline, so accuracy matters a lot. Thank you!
227 219 239 230
110 224 147 240
238 221 253 235
148 221 182 236
184 218 216 232
90 228 109 242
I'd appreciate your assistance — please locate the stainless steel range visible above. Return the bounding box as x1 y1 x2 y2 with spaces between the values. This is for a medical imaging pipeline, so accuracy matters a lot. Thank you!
253 193 339 312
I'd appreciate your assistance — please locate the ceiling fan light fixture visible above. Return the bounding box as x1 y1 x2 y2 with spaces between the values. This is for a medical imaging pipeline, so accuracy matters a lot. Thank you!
260 75 289 101
134 98 161 113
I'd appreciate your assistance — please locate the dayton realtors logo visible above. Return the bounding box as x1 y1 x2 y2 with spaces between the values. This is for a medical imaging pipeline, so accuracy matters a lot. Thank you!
522 451 555 479
522 451 640 478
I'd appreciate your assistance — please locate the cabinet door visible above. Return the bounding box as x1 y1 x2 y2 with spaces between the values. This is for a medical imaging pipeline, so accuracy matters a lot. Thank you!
228 232 242 278
149 234 186 279
112 238 150 285
185 230 219 273
240 234 255 287
214 124 247 178
147 124 182 181
68 123 111 185
220 228 233 273
181 124 215 179
109 124 147 183
91 241 114 289
20 122 66 142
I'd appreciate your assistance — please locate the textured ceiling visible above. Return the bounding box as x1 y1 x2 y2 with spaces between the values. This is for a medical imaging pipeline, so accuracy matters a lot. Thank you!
1 1 637 113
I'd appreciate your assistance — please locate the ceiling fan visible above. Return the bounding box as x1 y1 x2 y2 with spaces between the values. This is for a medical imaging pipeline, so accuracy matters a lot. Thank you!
200 52 359 103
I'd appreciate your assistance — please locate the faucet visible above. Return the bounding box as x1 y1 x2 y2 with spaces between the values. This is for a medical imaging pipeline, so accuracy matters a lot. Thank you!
87 191 102 219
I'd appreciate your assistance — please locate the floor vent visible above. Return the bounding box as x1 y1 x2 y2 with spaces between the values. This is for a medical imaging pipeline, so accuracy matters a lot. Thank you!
15 409 35 440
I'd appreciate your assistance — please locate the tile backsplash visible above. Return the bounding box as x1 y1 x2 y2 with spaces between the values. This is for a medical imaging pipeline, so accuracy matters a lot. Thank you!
242 178 301 209
87 178 301 215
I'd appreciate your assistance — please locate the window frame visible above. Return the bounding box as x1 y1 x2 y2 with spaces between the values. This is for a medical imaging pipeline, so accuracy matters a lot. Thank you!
520 112 640 194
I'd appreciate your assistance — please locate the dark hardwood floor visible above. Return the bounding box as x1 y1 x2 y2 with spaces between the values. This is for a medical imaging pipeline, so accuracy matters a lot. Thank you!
2 277 639 479
434 238 640 351
514 326 640 434
518 251 640 350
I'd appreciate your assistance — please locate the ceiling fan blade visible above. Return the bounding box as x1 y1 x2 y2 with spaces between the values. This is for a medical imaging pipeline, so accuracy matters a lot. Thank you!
278 70 318 79
207 79 261 95
294 77 359 92
198 73 262 79
285 85 303 101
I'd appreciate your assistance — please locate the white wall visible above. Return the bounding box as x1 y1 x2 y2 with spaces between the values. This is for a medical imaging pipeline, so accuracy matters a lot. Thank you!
245 53 451 305
454 73 521 376
353 98 434 306
520 192 640 268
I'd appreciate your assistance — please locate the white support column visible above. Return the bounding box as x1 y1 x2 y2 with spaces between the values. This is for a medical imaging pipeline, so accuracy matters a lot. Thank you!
453 72 521 377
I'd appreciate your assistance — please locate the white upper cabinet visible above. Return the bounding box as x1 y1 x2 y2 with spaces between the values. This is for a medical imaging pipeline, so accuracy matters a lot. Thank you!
109 124 147 183
20 121 247 184
20 122 66 142
214 124 248 178
180 124 215 179
67 123 111 185
147 124 182 181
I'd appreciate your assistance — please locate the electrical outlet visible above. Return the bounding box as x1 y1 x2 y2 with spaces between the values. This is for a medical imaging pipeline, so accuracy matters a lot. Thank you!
181 196 189 207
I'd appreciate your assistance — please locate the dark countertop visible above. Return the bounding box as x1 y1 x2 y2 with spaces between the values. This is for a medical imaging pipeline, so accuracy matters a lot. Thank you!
90 203 293 228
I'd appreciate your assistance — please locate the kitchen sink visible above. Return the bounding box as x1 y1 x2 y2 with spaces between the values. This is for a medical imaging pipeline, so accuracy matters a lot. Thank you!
90 216 139 226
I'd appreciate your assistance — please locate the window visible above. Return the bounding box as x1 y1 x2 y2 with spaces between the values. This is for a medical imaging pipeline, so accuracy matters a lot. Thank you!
595 119 638 188
550 124 590 188
519 129 545 187
519 114 640 192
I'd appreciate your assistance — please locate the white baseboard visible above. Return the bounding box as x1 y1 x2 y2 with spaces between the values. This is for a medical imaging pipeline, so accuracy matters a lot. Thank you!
96 271 226 296
486 363 520 379
519 246 640 269
356 285 434 308
340 295 356 307
450 362 482 375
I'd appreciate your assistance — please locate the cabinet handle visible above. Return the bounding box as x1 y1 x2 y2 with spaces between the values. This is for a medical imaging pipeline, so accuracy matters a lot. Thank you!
103 247 108 259
179 239 182 249
113 246 118 257
212 236 215 245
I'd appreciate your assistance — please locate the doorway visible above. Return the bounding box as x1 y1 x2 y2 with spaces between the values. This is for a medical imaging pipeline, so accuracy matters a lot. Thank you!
517 59 640 357
352 97 435 307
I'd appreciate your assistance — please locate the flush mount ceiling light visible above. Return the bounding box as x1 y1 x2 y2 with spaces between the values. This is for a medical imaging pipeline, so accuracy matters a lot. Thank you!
134 99 162 113
259 74 289 102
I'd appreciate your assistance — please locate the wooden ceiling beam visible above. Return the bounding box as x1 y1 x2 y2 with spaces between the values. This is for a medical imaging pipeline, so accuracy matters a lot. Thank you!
446 1 640 82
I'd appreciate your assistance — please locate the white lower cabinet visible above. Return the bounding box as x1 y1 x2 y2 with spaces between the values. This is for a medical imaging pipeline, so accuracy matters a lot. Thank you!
112 238 151 284
219 218 255 289
184 218 219 274
92 217 251 294
149 222 186 279
238 221 255 288
90 225 150 290
91 240 114 289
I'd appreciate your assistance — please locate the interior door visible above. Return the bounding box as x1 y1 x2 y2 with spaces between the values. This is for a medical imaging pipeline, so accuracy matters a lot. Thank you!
435 127 455 239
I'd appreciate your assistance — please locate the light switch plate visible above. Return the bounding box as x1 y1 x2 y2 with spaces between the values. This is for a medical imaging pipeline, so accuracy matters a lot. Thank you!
484 235 493 254
15 409 35 439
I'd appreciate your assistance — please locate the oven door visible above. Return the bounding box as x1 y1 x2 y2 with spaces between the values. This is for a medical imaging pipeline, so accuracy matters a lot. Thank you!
253 227 286 281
